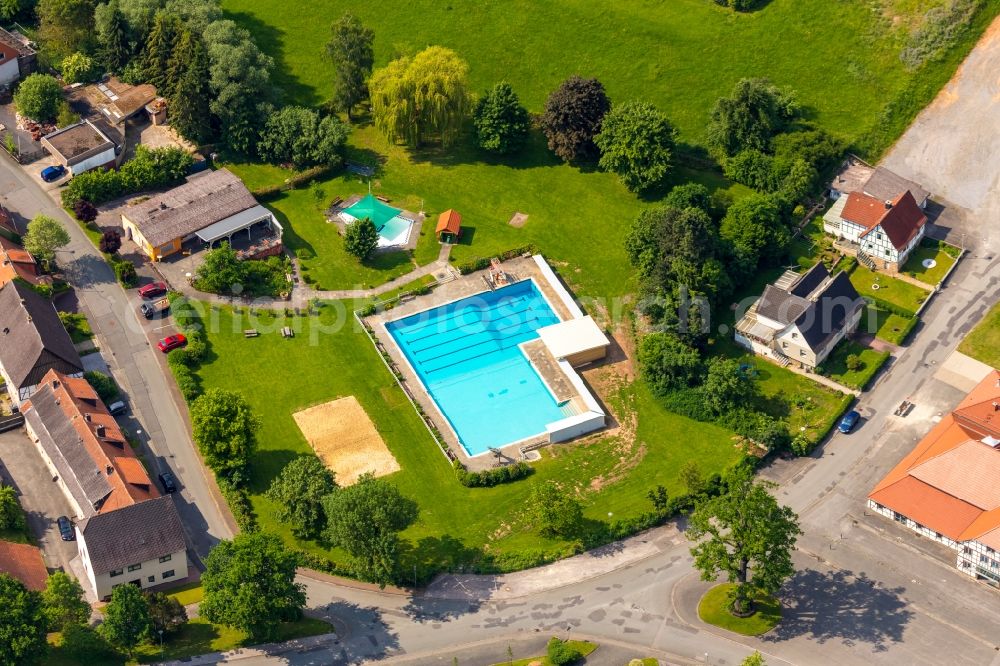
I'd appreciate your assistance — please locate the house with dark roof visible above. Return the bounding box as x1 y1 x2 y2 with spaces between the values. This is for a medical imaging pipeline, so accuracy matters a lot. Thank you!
828 156 930 209
76 495 187 600
120 169 281 261
0 281 83 405
868 371 1000 587
0 540 48 591
822 189 928 273
735 263 865 369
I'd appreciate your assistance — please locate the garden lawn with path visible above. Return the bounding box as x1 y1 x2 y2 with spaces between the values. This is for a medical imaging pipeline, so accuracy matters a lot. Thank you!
900 239 960 286
863 304 917 346
959 300 1000 369
698 583 782 636
821 340 890 391
849 263 931 315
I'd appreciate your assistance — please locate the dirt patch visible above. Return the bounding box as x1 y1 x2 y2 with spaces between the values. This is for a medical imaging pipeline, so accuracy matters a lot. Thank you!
508 212 529 228
292 396 400 486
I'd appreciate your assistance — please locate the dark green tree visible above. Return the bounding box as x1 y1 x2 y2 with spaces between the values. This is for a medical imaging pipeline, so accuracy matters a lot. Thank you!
99 584 151 657
37 0 95 60
41 572 91 631
343 216 379 261
193 243 243 295
257 106 349 168
145 591 188 635
266 456 337 539
0 484 24 531
322 474 419 587
707 78 799 157
529 481 584 538
190 388 261 483
0 574 47 665
142 11 181 91
170 33 214 144
637 332 702 396
325 12 374 119
596 101 677 192
687 464 801 616
200 532 306 641
14 74 64 121
472 81 531 154
663 182 713 214
540 75 610 162
702 357 757 415
719 194 789 274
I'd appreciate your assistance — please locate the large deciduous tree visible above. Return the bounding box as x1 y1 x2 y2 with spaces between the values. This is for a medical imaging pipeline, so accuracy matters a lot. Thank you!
325 12 374 119
99 584 151 657
706 77 799 157
41 572 91 631
472 81 531 154
637 332 702 396
0 484 24 531
257 106 349 168
266 456 337 539
200 532 306 641
190 388 261 483
23 214 70 269
343 216 379 261
322 474 418 587
529 480 584 538
369 45 470 147
719 193 789 276
14 74 64 122
145 591 188 635
37 0 95 60
596 101 677 192
539 75 610 162
0 574 47 665
687 464 801 616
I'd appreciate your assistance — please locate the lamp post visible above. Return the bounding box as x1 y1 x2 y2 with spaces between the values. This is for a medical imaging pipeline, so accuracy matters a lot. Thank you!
158 629 164 654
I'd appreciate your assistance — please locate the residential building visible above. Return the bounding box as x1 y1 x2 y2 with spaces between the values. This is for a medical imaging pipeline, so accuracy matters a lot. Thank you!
868 371 1000 588
120 169 282 261
435 209 462 243
735 263 864 369
40 120 118 176
21 370 158 520
828 156 930 209
0 235 41 287
0 26 36 85
822 190 927 273
76 495 187 600
0 281 83 405
0 540 48 591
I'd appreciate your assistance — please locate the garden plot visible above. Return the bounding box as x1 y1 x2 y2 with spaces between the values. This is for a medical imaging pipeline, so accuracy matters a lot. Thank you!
293 396 400 485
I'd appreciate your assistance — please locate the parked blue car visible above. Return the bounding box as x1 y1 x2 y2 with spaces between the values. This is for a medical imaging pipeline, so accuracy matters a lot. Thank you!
838 410 861 433
41 164 66 182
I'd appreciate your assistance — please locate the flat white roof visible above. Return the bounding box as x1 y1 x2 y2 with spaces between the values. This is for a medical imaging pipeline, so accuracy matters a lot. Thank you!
537 315 609 360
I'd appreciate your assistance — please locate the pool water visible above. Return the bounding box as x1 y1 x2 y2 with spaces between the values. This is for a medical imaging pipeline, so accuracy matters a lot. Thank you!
387 280 565 455
378 216 413 247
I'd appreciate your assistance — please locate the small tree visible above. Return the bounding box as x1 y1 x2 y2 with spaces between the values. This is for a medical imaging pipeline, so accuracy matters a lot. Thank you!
41 572 90 631
680 461 705 496
845 353 863 371
637 332 702 396
529 481 583 538
596 101 677 192
74 199 98 223
0 485 24 531
702 357 758 415
200 532 306 642
741 651 767 666
344 216 379 261
113 259 137 287
194 243 244 295
23 214 70 269
99 230 122 256
14 73 64 121
84 370 119 403
190 388 260 483
687 464 801 616
546 637 582 666
325 12 374 119
145 591 187 635
0 574 47 665
266 456 337 539
99 584 151 657
322 474 418 587
60 52 97 84
539 75 610 162
472 82 530 154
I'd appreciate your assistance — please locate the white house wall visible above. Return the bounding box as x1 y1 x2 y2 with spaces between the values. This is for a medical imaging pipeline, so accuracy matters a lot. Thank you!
0 57 19 85
78 539 188 600
70 148 116 176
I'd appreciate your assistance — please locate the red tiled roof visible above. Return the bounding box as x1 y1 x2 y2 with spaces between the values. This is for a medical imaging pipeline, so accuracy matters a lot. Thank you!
0 541 48 591
0 235 40 286
435 209 461 236
869 476 981 540
842 191 926 251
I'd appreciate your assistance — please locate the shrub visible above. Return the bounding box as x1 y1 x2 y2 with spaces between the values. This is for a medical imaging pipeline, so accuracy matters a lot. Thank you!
112 258 137 287
790 433 813 457
900 0 984 70
455 245 536 274
845 354 863 371
60 52 98 84
170 363 201 401
62 146 194 208
546 638 583 666
14 73 63 121
714 0 767 10
73 199 98 223
84 370 119 402
56 101 80 129
453 460 533 487
99 229 121 255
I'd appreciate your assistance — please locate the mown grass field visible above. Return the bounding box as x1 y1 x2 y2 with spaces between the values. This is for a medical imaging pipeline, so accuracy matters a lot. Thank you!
959 300 1000 369
698 583 782 636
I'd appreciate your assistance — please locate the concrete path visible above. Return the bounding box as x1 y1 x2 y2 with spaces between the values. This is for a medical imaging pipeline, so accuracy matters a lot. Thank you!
783 363 860 397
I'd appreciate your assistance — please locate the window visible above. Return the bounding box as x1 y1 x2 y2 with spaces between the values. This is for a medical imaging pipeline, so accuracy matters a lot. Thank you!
110 569 123 578
159 554 172 563
147 576 155 583
127 563 141 572
877 233 883 240
988 547 995 554
162 570 175 579
782 342 787 348
884 249 890 256
935 532 942 540
964 546 973 554
962 561 971 568
981 554 989 563
799 350 805 357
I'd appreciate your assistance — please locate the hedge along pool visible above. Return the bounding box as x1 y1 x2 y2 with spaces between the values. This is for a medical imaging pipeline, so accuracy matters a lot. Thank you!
386 280 570 456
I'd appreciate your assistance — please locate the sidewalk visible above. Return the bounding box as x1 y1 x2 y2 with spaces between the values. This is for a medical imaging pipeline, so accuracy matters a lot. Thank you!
782 363 861 397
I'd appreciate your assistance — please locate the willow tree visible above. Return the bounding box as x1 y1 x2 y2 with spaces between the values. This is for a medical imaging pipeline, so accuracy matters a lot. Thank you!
369 45 470 147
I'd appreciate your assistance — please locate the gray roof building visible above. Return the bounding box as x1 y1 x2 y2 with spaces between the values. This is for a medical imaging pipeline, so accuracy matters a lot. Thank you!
863 166 930 208
77 495 186 575
0 281 82 397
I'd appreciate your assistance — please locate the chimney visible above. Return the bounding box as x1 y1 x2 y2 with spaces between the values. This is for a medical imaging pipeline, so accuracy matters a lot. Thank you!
95 424 106 437
884 200 893 209
84 413 92 422
993 402 1000 412
106 465 113 475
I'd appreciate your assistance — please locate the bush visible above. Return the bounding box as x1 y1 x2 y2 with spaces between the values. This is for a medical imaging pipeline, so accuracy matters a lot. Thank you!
845 354 863 371
14 73 63 121
547 638 583 666
453 460 533 487
112 258 137 287
60 52 98 84
455 244 536 274
900 0 984 70
62 146 194 208
169 362 201 401
217 478 258 532
73 199 98 223
84 370 119 402
99 229 121 255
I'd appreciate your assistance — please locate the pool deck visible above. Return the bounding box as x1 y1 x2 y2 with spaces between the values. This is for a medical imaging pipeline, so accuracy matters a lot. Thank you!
364 255 587 470
521 339 577 404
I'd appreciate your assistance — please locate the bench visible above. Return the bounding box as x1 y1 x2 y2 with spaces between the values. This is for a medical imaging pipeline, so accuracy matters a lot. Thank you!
244 329 258 338
375 195 390 203
281 326 294 338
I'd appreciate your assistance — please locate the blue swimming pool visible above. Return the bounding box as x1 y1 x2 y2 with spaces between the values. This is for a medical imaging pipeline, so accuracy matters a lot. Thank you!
386 280 566 456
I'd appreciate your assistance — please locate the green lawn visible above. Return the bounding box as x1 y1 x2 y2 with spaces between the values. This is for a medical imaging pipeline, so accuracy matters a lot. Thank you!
192 302 743 576
860 305 917 346
493 640 598 666
959 300 1000 369
165 581 205 606
698 583 782 636
900 241 959 286
821 340 890 391
849 263 931 315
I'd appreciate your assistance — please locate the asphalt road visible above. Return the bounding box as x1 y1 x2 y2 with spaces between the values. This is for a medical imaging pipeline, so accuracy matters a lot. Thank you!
0 151 233 560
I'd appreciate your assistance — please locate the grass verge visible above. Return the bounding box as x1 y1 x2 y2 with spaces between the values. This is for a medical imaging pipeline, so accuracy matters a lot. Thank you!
848 263 930 315
493 639 598 666
958 300 1000 369
698 583 781 636
820 340 890 391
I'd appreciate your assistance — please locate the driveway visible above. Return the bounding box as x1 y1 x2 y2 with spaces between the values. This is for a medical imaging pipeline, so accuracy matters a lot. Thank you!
0 429 78 573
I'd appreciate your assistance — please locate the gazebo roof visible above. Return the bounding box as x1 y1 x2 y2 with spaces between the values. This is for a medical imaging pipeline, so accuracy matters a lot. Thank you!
343 193 401 229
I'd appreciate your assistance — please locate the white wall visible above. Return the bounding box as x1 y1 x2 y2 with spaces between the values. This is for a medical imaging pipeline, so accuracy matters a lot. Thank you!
78 536 188 600
532 255 584 319
70 147 116 176
0 57 19 85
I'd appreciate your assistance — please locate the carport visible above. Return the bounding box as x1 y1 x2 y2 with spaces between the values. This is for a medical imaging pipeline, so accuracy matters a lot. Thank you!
194 204 283 247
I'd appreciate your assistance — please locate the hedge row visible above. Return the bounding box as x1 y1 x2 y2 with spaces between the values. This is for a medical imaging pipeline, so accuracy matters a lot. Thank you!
862 294 919 318
453 459 533 487
455 244 537 275
251 164 336 201
217 478 258 533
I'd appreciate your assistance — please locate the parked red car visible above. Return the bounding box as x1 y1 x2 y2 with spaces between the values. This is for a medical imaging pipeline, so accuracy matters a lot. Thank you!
138 281 168 299
157 333 187 353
